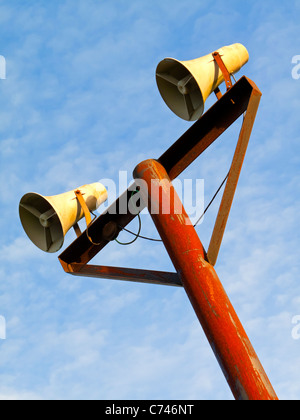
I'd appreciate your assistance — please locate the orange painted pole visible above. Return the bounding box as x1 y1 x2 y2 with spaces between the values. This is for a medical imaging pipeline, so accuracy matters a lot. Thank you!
133 159 278 401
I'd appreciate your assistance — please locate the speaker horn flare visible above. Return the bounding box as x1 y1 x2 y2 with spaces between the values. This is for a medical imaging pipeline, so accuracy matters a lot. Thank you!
19 182 107 253
156 43 249 121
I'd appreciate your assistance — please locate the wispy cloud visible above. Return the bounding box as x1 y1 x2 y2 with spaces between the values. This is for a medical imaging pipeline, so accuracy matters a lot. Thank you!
0 0 299 400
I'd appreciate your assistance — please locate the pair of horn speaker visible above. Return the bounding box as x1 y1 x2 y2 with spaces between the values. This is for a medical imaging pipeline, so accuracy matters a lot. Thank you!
19 43 249 253
19 183 107 253
156 43 249 121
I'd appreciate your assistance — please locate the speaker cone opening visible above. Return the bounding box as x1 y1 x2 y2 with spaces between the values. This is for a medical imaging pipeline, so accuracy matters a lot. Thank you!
19 193 63 253
156 59 204 121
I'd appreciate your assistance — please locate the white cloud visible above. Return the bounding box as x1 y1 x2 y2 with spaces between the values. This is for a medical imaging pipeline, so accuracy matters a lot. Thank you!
0 388 41 401
0 0 299 401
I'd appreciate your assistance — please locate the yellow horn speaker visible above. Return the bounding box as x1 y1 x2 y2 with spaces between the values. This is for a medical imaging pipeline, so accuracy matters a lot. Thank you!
19 183 108 253
156 43 249 121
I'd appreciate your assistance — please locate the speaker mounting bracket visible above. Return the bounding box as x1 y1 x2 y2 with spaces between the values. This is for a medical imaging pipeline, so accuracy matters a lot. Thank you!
212 51 233 90
212 51 233 100
58 76 261 285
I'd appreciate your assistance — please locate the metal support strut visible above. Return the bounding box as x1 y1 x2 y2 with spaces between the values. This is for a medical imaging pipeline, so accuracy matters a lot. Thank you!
133 159 278 401
58 76 278 400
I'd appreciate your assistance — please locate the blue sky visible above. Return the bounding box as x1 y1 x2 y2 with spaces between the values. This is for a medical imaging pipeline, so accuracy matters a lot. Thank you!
0 0 299 400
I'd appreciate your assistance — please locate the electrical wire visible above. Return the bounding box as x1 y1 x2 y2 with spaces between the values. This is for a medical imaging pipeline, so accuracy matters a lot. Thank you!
120 224 163 242
114 190 143 245
192 172 229 227
115 213 142 245
115 172 229 245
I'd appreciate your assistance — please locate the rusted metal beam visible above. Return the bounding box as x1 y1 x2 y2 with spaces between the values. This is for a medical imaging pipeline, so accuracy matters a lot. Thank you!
58 76 257 270
133 159 278 401
158 76 256 180
207 82 262 266
65 263 182 287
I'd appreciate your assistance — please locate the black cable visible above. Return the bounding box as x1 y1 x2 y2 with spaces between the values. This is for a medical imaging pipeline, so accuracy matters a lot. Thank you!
115 213 142 245
193 172 229 227
120 225 163 242
116 172 229 244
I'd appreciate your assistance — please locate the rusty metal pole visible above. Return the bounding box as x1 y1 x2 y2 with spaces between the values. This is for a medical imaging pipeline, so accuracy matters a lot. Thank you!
133 159 278 401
